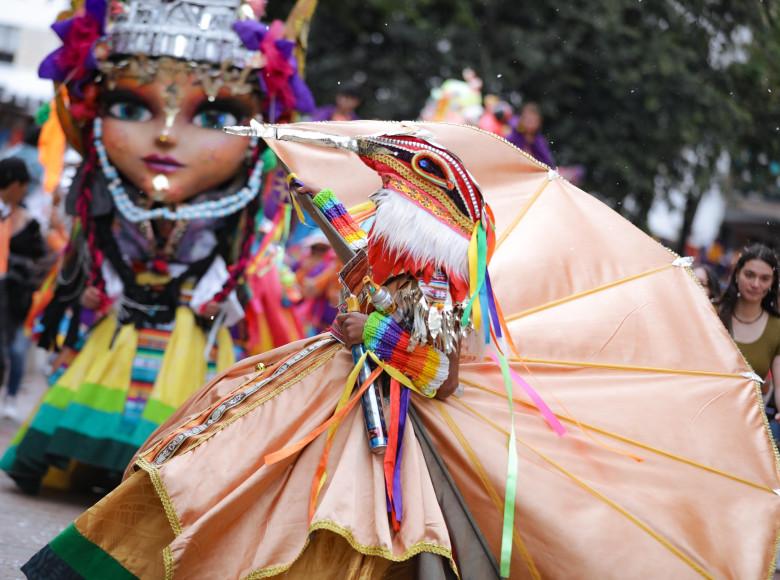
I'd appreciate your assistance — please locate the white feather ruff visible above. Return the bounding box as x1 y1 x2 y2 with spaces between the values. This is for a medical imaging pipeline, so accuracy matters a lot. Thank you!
369 188 470 281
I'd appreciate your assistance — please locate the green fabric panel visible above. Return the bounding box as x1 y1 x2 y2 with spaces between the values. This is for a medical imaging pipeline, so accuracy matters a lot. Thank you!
16 426 69 469
55 404 157 447
28 404 65 435
47 428 146 472
72 382 128 414
140 398 176 425
50 523 137 580
2 427 65 495
6 421 30 446
43 384 77 409
0 445 16 471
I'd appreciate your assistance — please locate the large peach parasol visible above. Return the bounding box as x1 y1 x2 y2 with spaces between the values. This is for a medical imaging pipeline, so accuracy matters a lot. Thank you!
259 120 780 578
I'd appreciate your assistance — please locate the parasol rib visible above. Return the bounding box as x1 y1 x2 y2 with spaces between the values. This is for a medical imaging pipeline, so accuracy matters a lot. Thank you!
495 178 550 250
508 357 747 380
433 401 541 580
460 379 775 493
505 262 673 322
447 397 714 578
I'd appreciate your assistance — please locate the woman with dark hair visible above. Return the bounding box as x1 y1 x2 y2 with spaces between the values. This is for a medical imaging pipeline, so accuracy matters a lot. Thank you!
694 262 721 302
717 244 780 410
506 102 556 167
0 157 46 420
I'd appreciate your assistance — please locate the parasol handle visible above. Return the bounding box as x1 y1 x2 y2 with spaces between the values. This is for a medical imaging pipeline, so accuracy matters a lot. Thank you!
346 295 388 454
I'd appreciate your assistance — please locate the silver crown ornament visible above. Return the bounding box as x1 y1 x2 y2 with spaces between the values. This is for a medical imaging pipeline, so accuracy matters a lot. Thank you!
107 0 259 67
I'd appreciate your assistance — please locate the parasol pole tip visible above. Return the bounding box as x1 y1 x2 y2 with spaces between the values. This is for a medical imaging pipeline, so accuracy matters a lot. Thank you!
223 118 274 138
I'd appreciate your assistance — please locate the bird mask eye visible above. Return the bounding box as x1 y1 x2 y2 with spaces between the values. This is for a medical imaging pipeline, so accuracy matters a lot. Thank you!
411 151 456 190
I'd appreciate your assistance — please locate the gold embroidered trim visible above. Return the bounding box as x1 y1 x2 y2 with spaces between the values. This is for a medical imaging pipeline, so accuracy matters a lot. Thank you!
377 154 473 234
163 545 174 580
145 338 338 466
136 457 183 536
242 519 456 579
177 343 342 459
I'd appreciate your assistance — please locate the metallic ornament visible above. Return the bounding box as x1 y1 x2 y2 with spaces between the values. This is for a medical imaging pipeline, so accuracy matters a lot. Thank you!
108 0 259 67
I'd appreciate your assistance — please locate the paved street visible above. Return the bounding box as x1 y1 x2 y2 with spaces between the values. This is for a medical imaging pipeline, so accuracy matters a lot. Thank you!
0 352 92 580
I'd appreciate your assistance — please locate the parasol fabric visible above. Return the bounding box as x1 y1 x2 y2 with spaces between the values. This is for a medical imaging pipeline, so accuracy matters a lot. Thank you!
265 120 780 579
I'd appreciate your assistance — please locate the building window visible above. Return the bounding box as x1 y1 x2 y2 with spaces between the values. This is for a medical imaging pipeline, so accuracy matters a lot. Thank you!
0 25 20 64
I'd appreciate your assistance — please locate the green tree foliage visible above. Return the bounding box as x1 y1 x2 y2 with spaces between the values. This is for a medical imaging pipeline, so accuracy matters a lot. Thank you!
269 1 779 238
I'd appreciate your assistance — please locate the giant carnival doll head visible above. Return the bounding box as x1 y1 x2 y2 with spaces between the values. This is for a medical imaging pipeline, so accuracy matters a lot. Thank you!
44 0 314 201
37 0 314 340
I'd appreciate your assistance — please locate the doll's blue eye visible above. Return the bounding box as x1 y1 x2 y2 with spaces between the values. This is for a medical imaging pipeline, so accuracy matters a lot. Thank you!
108 101 153 122
192 109 238 130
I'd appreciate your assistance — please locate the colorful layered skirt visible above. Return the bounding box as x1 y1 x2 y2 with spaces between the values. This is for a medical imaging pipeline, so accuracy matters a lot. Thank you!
0 306 235 494
18 335 780 578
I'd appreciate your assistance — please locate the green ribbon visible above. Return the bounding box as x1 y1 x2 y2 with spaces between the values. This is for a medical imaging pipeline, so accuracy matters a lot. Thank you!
496 348 518 578
461 223 488 328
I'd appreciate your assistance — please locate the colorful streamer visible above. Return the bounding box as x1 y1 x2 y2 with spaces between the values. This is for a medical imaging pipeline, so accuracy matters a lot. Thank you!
362 312 449 397
311 188 367 251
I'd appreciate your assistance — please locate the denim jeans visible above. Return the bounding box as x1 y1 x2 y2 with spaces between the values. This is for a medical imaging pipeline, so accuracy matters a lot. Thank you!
4 325 28 397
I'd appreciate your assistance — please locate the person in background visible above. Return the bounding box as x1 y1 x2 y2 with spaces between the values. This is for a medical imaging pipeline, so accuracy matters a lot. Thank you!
694 262 721 303
0 158 46 420
717 244 780 439
506 101 556 167
478 95 513 137
294 232 340 335
311 84 362 122
1 125 50 232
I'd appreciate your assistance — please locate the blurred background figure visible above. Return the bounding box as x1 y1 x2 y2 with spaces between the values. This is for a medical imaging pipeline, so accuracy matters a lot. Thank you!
419 68 483 125
294 232 340 336
0 157 45 420
311 83 362 122
717 244 780 441
478 94 513 137
506 101 555 168
0 125 52 231
693 262 721 303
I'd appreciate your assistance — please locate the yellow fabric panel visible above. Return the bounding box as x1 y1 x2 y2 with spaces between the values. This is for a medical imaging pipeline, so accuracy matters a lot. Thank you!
83 321 137 391
280 530 397 579
150 307 207 409
216 326 235 371
58 316 119 392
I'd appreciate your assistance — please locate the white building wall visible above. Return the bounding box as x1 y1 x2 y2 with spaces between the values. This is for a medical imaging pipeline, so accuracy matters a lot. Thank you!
0 0 69 112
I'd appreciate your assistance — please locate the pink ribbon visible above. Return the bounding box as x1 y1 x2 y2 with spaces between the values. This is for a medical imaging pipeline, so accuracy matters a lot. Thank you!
488 353 567 436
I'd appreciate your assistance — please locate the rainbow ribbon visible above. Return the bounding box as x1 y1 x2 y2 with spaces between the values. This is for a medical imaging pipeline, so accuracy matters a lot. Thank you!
311 188 367 251
362 312 449 396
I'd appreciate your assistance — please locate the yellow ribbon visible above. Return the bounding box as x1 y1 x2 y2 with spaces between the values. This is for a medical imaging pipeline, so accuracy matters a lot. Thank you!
365 350 429 397
286 172 307 224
